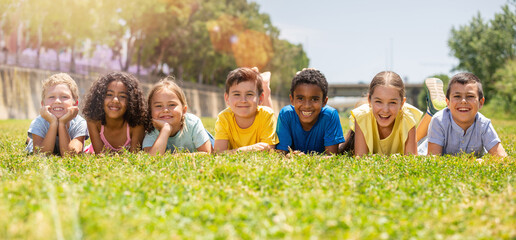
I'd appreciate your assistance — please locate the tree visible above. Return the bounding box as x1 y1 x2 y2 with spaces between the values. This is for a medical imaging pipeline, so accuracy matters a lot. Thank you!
493 58 516 113
448 4 516 102
0 0 22 64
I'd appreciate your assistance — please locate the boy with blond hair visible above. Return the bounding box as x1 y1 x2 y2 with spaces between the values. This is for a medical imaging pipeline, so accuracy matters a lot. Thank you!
214 67 278 153
26 73 89 155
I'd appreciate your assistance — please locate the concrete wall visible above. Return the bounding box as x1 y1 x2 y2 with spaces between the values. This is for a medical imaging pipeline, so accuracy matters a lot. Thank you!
0 65 290 120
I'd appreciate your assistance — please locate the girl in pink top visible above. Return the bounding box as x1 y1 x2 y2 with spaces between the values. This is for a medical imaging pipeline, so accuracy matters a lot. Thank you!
83 72 147 154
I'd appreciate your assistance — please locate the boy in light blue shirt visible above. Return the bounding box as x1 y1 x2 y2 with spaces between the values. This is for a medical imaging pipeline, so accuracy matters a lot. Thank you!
425 72 507 157
26 73 89 155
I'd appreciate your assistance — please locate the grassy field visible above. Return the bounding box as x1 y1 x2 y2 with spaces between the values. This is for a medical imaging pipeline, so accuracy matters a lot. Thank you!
0 118 514 239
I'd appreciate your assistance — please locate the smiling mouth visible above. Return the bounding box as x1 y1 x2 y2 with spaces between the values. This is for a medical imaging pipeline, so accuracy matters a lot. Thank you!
160 116 172 119
108 106 121 111
301 111 313 117
378 114 391 120
52 107 64 111
457 107 470 112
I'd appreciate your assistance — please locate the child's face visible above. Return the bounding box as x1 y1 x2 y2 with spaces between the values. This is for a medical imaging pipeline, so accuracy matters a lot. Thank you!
290 83 327 130
151 89 187 130
104 81 128 120
446 82 484 130
368 85 405 130
224 81 263 119
41 83 77 119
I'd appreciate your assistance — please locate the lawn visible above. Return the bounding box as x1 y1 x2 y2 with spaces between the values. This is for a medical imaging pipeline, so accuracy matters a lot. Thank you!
0 119 514 239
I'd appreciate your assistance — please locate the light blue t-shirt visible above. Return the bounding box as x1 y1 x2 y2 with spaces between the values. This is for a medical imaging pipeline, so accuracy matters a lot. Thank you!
142 113 211 153
26 115 89 155
421 108 501 156
276 105 345 154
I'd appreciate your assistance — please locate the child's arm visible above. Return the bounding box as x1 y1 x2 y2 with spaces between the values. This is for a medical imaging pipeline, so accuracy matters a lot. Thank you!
57 106 84 155
214 140 270 154
487 143 508 158
33 106 59 154
214 139 229 153
196 140 212 154
354 121 369 156
404 126 417 155
87 120 104 154
144 120 172 155
324 144 339 155
129 125 145 153
427 142 443 155
426 112 445 156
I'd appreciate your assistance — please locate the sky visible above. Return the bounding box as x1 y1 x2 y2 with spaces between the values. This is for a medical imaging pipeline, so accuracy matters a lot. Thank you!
252 0 510 84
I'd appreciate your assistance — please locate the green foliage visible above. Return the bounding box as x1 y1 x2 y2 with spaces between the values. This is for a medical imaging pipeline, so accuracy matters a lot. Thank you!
448 4 516 103
269 39 310 96
492 58 516 114
1 120 515 239
0 0 309 91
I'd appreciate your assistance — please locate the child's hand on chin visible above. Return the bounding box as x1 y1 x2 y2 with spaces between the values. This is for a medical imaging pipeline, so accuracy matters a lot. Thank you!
59 106 79 124
40 105 57 124
152 119 172 133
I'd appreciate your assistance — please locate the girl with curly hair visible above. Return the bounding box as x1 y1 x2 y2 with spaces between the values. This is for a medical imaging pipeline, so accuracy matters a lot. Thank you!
83 72 147 154
142 77 213 155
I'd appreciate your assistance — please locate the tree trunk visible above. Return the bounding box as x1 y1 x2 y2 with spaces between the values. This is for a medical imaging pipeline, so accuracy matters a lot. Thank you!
35 48 40 68
56 49 60 71
137 45 142 75
123 36 135 72
70 45 75 73
197 58 206 84
15 23 23 65
35 25 42 68
209 70 215 85
177 64 184 80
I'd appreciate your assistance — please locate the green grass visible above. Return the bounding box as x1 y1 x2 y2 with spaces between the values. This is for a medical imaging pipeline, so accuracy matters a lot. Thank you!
0 119 515 239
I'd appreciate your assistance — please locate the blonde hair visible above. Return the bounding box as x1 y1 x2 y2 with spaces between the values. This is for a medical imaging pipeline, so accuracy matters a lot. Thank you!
368 71 405 100
41 73 79 101
146 76 188 133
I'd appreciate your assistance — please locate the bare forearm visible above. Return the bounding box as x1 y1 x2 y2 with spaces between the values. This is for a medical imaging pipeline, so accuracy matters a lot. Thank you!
58 124 73 155
35 122 58 154
427 142 443 155
147 131 170 155
58 124 83 155
325 144 339 155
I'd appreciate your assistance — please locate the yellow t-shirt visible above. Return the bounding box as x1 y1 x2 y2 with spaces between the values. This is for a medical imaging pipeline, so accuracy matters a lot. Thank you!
215 106 278 150
350 103 422 154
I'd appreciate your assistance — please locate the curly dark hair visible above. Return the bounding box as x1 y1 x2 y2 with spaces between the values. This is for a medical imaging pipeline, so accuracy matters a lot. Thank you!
83 72 147 127
290 69 328 99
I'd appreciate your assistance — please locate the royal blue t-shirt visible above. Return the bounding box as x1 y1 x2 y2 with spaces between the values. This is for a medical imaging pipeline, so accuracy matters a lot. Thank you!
276 105 345 154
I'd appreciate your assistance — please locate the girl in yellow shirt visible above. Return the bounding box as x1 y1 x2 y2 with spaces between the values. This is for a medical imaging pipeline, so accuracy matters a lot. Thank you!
342 71 422 156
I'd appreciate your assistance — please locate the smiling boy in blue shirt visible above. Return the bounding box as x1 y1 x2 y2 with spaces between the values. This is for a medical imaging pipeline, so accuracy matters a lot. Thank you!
276 69 345 155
